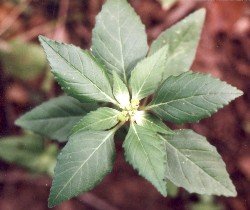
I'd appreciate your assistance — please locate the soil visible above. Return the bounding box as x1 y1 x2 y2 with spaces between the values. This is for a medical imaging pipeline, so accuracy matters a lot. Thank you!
0 0 249 210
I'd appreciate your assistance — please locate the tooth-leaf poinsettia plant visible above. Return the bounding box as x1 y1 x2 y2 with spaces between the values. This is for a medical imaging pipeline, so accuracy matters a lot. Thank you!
15 0 243 207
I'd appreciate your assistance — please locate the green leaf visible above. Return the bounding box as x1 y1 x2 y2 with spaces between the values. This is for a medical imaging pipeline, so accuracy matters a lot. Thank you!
138 113 173 134
0 134 57 175
15 96 97 142
0 39 46 81
123 123 167 196
147 72 243 124
130 46 168 100
71 107 120 133
149 9 206 79
39 36 117 104
159 129 237 196
49 130 115 207
92 0 148 83
112 71 130 108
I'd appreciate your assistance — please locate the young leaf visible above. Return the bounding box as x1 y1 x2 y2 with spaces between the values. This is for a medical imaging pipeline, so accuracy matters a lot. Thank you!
71 107 120 133
112 72 130 108
159 129 236 196
147 72 243 124
130 46 168 100
138 113 173 134
39 36 117 104
15 96 97 142
149 9 205 79
92 0 148 83
123 123 167 196
49 130 115 207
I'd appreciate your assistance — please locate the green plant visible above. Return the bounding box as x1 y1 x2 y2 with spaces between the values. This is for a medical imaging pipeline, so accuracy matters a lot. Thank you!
15 0 242 207
0 39 46 80
0 133 57 176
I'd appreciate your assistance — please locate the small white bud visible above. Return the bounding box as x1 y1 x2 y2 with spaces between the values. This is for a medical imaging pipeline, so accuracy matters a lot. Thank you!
133 111 145 125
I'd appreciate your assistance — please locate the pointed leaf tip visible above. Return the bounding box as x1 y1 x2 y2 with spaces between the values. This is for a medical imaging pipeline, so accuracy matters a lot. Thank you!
15 96 97 142
148 72 243 124
39 35 115 103
161 129 237 196
149 8 206 79
130 45 169 100
123 124 167 196
112 71 130 108
92 0 148 82
48 130 115 207
71 107 120 133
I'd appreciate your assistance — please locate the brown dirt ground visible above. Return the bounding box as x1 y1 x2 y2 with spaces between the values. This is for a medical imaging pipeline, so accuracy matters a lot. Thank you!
0 0 249 210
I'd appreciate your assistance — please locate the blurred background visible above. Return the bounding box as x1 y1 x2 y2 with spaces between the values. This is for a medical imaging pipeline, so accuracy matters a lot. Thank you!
0 0 249 209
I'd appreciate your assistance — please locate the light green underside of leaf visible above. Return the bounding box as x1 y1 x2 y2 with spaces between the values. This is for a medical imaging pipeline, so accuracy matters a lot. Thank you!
148 72 242 124
112 71 130 106
49 130 115 207
130 46 168 100
0 134 57 176
0 134 43 167
149 9 206 80
92 0 148 83
160 130 236 196
15 96 97 142
71 107 120 133
140 113 173 134
39 36 116 104
123 123 167 196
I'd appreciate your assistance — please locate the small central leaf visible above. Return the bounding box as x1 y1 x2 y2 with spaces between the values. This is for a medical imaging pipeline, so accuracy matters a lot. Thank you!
130 46 168 100
71 107 120 133
112 71 130 108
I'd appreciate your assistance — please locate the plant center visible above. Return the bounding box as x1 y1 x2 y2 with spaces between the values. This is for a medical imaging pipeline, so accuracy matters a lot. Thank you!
118 99 142 123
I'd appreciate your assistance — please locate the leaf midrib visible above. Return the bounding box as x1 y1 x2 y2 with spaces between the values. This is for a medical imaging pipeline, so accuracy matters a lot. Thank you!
147 92 240 109
132 123 165 193
116 2 127 84
52 130 114 202
43 39 116 104
143 117 169 134
133 52 164 99
160 135 234 194
78 114 119 131
22 116 82 122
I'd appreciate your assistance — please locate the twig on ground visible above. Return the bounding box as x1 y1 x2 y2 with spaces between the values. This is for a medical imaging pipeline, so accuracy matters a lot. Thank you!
17 22 55 41
53 0 70 41
0 0 32 37
77 193 118 210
